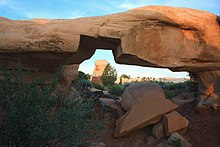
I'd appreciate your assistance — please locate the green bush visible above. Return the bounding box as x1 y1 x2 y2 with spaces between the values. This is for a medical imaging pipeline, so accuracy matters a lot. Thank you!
77 79 93 88
0 66 99 146
109 84 124 96
78 71 90 80
152 80 198 94
101 64 117 87
92 82 105 90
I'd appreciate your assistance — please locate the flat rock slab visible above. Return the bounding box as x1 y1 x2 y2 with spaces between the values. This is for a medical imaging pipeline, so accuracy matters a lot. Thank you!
121 82 166 111
163 111 189 136
114 97 177 138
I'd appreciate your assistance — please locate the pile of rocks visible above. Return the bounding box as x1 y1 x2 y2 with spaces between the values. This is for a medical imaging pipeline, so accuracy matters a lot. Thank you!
98 82 190 146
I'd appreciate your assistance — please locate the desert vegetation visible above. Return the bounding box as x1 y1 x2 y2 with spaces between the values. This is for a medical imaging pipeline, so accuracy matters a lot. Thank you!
0 63 199 146
101 63 117 87
0 66 101 146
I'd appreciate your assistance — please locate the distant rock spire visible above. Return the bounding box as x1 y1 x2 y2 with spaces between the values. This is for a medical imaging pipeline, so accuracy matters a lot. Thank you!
91 60 109 85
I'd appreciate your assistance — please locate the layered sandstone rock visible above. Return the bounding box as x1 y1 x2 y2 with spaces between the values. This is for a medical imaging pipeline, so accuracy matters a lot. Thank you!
91 60 109 84
197 71 220 108
93 60 109 76
121 83 166 111
0 6 220 103
1 6 220 71
114 97 177 138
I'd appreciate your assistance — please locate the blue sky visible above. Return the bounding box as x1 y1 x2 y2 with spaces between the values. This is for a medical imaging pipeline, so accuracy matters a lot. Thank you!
1 0 220 78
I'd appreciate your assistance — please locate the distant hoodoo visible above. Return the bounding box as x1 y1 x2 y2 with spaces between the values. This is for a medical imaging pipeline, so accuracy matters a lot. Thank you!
91 60 109 85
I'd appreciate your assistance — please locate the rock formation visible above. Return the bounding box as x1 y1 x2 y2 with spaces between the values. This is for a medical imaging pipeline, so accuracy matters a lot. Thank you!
121 82 166 111
114 95 177 137
197 71 220 109
93 60 109 76
91 60 108 84
0 6 220 105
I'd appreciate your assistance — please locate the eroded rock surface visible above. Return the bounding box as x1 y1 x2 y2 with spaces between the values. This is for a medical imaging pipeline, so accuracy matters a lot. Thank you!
1 6 220 70
0 6 220 103
93 60 109 76
197 70 220 108
91 60 109 84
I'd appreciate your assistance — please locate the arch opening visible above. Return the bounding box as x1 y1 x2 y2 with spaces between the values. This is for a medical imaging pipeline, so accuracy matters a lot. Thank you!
79 49 189 82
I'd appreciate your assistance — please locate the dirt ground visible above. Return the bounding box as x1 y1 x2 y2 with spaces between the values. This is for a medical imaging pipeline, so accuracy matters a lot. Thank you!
90 102 220 147
178 103 220 147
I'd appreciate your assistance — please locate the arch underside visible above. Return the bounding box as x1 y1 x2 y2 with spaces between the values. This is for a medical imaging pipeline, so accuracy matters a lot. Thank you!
0 6 220 107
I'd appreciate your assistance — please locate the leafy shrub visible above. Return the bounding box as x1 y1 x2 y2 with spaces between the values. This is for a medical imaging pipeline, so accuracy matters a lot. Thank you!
92 82 105 90
101 64 117 87
0 66 99 146
0 67 58 146
52 99 98 146
109 84 124 96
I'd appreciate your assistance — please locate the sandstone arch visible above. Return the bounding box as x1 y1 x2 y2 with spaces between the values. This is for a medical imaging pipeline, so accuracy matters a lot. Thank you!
0 6 220 107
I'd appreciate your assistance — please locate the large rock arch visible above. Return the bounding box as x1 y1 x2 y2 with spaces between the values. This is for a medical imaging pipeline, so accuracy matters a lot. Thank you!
0 6 220 107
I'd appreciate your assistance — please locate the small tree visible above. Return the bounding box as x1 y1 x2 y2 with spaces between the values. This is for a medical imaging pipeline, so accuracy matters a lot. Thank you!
78 71 90 80
101 64 117 87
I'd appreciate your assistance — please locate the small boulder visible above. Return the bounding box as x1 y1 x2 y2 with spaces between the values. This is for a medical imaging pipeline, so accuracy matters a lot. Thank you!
98 98 125 116
152 122 165 140
163 111 189 136
121 82 166 111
